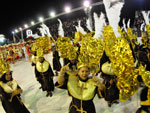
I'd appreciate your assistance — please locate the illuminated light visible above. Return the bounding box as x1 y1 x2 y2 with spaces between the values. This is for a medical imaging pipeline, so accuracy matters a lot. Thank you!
83 1 90 8
39 17 44 22
15 29 18 33
65 6 71 13
31 21 35 25
12 31 15 34
50 11 56 17
24 24 28 28
19 27 22 31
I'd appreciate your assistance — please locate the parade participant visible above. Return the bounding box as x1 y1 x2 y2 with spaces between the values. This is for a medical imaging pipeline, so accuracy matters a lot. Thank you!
100 51 119 107
35 55 54 97
136 47 150 113
25 43 32 62
0 47 5 60
52 47 61 76
135 11 150 113
13 45 20 61
26 37 34 62
7 45 15 64
55 28 105 112
0 60 30 113
136 84 150 113
56 63 105 113
21 42 27 60
17 45 23 60
31 33 53 96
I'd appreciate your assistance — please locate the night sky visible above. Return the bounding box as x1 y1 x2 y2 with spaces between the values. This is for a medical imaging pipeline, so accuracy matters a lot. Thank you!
0 0 149 39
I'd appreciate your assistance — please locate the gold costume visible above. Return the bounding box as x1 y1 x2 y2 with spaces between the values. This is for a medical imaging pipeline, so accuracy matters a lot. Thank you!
67 73 97 101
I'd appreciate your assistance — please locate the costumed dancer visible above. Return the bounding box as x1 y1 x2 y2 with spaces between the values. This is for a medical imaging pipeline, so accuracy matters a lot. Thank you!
0 60 30 113
136 12 150 113
102 0 140 104
31 34 54 97
56 63 105 113
7 45 15 64
137 60 150 113
54 35 78 76
35 54 54 97
52 47 61 76
25 37 34 62
22 42 27 61
100 51 119 107
55 22 105 112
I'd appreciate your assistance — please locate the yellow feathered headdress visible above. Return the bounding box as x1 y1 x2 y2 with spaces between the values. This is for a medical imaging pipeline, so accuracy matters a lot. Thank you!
31 36 51 57
77 37 104 73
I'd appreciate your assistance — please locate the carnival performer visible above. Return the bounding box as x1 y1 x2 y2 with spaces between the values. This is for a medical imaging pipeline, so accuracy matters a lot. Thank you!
35 56 54 97
25 43 32 62
30 30 53 96
25 38 33 62
100 51 119 107
0 60 30 113
56 63 105 113
136 46 150 113
7 45 15 64
52 47 61 76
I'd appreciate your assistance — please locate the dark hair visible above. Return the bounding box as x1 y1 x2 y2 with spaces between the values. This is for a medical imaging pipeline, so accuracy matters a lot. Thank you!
39 57 45 63
0 71 13 83
69 60 77 70
33 51 37 56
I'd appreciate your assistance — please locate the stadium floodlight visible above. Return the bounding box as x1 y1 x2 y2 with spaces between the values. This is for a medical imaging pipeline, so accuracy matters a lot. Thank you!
65 6 71 13
24 24 28 28
19 27 22 31
11 31 15 34
83 1 90 8
15 29 18 33
39 17 44 22
31 21 35 25
50 11 56 18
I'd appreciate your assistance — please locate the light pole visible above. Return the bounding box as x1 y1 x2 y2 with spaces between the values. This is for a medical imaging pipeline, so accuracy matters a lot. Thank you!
12 31 16 43
83 1 93 30
19 27 24 42
21 30 24 42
